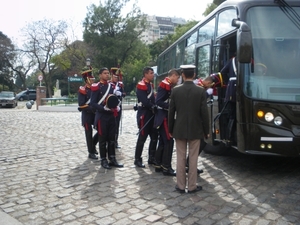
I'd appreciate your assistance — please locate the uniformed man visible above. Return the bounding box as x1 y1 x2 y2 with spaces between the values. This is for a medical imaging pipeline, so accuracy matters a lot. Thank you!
110 67 126 149
78 66 98 160
202 55 237 143
90 67 123 169
153 69 180 176
134 66 158 168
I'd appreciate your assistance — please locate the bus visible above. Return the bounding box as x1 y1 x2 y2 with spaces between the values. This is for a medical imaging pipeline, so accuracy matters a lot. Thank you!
156 0 300 156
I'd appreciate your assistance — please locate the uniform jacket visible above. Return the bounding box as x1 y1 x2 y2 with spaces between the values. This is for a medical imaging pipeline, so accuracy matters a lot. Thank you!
153 77 172 129
168 81 209 140
136 78 156 127
78 85 95 126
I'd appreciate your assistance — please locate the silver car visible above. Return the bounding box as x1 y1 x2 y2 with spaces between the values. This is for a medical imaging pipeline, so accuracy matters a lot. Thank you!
0 91 18 108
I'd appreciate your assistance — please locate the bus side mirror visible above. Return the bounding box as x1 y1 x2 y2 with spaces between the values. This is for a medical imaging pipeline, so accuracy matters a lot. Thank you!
232 19 253 63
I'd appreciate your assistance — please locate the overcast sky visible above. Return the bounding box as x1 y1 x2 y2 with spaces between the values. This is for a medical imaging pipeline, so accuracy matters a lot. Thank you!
1 0 213 45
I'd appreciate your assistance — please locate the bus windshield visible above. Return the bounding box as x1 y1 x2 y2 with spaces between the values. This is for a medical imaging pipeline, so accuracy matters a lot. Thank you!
243 6 300 102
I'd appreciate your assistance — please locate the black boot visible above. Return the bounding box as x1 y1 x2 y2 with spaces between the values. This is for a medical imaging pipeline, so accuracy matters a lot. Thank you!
162 166 176 176
109 156 124 168
101 158 111 169
134 158 145 168
148 129 158 164
93 132 99 154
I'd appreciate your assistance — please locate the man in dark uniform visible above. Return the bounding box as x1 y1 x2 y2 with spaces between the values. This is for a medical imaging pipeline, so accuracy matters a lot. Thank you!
110 67 126 149
78 67 98 160
202 55 237 143
90 67 123 169
134 66 158 168
153 69 180 176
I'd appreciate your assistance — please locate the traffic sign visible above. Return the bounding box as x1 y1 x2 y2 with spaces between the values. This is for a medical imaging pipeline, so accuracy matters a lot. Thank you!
38 75 43 81
68 77 83 82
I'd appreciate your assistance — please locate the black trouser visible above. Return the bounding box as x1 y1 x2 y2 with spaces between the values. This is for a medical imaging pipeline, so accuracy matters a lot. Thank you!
96 114 116 160
155 118 174 169
135 112 157 160
84 123 98 154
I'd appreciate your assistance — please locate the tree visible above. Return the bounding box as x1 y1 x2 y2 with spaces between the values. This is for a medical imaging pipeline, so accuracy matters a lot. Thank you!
83 0 147 69
0 32 15 91
148 21 198 63
203 0 225 17
21 19 68 97
51 40 98 96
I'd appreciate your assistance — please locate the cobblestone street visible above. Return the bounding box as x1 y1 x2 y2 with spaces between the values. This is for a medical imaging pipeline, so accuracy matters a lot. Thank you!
0 105 300 225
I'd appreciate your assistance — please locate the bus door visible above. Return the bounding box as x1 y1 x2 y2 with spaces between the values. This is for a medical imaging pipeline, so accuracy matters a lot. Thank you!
195 41 220 144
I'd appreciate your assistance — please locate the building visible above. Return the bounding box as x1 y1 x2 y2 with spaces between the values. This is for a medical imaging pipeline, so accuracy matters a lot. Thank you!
140 15 187 45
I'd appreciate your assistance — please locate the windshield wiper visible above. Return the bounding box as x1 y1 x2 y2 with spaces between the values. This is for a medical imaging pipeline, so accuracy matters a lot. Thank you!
275 0 300 30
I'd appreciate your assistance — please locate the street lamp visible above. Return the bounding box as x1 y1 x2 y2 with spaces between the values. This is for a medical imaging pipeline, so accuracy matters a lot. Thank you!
86 58 91 67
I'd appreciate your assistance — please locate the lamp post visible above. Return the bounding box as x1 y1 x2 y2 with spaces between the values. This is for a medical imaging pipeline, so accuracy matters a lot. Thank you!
86 58 91 68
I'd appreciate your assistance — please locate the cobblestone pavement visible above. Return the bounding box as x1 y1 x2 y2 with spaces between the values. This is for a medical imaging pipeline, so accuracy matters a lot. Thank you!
0 104 300 225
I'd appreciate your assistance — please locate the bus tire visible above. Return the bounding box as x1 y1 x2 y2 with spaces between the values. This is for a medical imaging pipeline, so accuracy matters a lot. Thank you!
203 142 230 156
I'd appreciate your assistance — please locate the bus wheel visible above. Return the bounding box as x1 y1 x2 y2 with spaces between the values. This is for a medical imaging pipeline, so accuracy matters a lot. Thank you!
203 142 231 156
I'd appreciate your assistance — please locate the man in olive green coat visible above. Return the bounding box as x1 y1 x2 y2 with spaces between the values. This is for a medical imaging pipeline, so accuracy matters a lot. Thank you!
168 65 209 193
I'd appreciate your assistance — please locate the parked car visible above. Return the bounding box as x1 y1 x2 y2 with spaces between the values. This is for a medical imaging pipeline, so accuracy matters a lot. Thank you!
0 91 18 108
16 89 36 101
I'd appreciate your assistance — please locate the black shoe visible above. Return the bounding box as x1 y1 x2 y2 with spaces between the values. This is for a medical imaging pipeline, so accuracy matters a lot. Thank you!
148 158 155 165
88 153 98 160
94 151 99 155
175 185 185 193
134 158 145 168
197 169 204 174
109 158 124 168
101 159 112 169
162 167 176 176
155 167 162 172
116 145 121 149
186 167 204 175
188 186 202 194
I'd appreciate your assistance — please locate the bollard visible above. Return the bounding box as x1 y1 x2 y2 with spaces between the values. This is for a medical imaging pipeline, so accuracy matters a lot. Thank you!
30 100 34 105
26 102 32 109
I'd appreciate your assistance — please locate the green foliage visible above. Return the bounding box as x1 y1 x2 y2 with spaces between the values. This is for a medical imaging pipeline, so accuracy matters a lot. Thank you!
83 0 147 69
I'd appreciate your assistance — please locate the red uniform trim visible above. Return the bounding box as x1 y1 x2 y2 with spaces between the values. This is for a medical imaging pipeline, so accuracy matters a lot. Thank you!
163 118 170 140
137 80 148 91
97 120 102 136
91 83 100 91
159 78 171 91
79 86 87 95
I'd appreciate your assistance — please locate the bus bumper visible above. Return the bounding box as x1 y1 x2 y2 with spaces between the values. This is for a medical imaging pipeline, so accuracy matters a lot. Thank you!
240 124 300 157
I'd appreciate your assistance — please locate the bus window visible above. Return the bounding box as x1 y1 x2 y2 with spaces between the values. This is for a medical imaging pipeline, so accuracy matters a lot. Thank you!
217 9 237 37
176 41 185 68
198 18 215 43
196 45 211 78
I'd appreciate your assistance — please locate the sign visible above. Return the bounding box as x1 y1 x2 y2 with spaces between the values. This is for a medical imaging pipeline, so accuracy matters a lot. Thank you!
38 75 43 81
68 77 83 82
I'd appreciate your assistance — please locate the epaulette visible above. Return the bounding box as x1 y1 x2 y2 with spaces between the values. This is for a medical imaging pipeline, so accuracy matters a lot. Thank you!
91 83 100 91
137 80 148 90
79 86 87 95
118 81 124 87
159 78 171 91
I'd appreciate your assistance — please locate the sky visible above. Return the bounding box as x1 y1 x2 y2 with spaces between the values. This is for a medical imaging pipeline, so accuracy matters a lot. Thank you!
0 0 213 45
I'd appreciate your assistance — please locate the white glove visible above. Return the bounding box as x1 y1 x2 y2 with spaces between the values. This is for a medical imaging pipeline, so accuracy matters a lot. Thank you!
115 86 120 91
114 90 122 96
206 88 213 95
116 106 120 112
104 105 111 111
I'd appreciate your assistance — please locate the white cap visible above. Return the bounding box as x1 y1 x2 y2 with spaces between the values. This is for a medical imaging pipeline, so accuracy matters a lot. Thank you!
180 65 196 69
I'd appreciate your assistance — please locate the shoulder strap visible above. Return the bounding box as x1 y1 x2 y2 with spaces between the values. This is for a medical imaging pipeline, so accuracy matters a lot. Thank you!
98 83 111 105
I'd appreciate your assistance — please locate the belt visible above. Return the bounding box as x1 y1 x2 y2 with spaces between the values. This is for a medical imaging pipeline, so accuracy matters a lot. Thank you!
157 106 168 111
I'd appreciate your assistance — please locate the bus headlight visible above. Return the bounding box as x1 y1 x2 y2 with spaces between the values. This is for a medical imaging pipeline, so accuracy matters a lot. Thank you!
264 112 274 122
257 110 264 118
274 116 283 126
